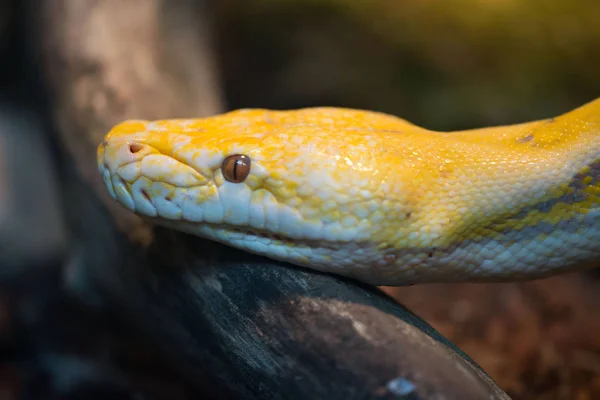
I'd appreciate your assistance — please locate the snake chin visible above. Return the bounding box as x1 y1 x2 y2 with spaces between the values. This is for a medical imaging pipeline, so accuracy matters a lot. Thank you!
153 218 341 251
150 217 391 276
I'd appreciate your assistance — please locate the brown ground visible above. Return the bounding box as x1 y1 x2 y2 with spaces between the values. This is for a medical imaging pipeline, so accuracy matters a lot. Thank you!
385 272 600 399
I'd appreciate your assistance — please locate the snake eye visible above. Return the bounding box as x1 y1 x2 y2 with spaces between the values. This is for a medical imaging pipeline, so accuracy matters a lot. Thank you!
222 154 251 183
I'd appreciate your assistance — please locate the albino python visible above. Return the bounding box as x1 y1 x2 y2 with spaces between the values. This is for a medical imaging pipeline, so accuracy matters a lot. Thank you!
97 98 600 285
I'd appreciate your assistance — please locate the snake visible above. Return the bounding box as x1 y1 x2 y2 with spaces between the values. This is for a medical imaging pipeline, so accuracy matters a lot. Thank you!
97 98 600 286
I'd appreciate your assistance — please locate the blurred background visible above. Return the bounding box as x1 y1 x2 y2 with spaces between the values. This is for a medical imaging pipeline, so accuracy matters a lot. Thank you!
1 0 600 399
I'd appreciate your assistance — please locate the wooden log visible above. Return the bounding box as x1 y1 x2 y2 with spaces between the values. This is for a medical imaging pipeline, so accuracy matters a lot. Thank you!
34 1 511 398
91 226 512 399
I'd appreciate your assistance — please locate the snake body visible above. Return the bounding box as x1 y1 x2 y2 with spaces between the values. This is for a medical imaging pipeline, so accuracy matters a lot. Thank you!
97 98 600 285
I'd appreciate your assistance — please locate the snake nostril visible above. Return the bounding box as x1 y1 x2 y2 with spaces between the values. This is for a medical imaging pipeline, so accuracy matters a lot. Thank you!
129 143 143 154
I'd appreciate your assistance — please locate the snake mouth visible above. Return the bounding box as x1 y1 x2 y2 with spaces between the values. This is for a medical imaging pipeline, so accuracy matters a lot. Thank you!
162 219 343 250
151 218 367 271
98 139 363 254
98 162 335 247
98 140 216 222
227 226 288 242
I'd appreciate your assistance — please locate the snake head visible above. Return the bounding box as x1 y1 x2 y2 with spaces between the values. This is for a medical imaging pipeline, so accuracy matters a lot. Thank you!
97 108 413 273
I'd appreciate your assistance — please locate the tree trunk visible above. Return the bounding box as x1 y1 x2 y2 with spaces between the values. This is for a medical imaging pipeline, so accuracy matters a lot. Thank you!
37 0 223 242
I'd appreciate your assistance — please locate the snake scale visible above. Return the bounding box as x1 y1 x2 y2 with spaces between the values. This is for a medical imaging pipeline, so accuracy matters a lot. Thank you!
97 98 600 285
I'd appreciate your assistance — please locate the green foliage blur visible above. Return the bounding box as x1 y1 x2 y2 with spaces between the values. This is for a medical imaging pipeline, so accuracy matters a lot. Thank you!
217 0 600 130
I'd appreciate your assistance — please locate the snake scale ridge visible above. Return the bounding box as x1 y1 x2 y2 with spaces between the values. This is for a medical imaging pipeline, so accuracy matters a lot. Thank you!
97 98 600 285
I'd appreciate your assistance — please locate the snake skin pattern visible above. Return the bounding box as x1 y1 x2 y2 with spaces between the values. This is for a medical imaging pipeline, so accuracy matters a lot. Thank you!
97 99 600 285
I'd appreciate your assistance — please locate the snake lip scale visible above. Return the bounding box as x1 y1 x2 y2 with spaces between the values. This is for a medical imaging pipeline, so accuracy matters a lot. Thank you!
98 99 600 285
